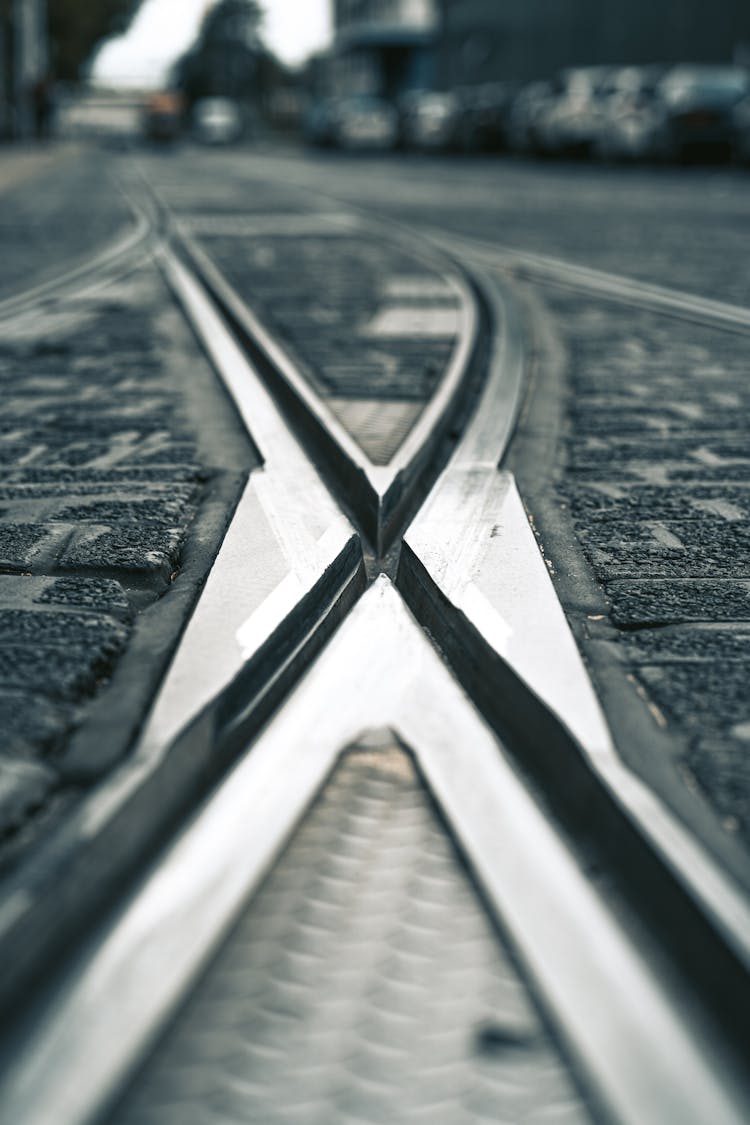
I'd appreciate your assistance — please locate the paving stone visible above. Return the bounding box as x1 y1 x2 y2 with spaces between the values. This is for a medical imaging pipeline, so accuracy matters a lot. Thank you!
637 664 749 731
0 608 128 648
684 737 750 836
546 288 750 842
605 580 750 626
35 576 133 620
0 691 74 758
0 639 126 701
582 544 749 582
60 525 186 576
569 485 750 522
0 252 221 858
198 232 461 457
0 524 53 570
0 757 58 837
619 627 750 663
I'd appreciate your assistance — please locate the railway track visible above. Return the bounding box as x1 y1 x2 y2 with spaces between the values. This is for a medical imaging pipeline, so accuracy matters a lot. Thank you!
0 178 748 1124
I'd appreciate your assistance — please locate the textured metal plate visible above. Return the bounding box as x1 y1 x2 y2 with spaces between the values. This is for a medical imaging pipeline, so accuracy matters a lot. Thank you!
327 399 424 466
111 741 589 1125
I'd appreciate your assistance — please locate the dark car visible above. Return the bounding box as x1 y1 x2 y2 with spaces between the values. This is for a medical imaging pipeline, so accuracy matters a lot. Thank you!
657 65 750 160
303 97 342 147
507 80 556 155
733 90 750 163
142 91 184 144
458 82 516 152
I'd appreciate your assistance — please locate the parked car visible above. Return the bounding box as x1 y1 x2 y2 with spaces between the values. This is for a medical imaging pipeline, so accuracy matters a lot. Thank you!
591 65 667 161
732 90 750 163
303 97 342 147
507 80 556 154
400 90 462 151
458 82 515 151
334 95 398 151
192 97 243 145
657 64 750 160
142 91 184 143
534 67 611 157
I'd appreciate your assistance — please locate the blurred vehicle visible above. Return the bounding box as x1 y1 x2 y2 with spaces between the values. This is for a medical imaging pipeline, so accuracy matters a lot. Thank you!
400 90 462 151
142 91 183 143
458 82 515 151
334 96 398 151
657 64 750 160
733 90 750 162
192 97 243 145
507 80 556 154
303 97 342 147
592 66 667 161
534 67 611 156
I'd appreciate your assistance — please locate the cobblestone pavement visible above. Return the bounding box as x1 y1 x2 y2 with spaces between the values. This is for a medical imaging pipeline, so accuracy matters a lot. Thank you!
195 230 459 462
0 145 135 302
514 290 750 851
0 254 256 869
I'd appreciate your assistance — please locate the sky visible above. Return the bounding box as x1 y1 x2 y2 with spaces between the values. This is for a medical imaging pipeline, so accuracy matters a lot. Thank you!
93 0 332 87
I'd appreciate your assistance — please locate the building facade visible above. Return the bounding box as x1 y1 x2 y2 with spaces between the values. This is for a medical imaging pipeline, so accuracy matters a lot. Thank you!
0 0 48 139
437 0 750 88
332 0 439 98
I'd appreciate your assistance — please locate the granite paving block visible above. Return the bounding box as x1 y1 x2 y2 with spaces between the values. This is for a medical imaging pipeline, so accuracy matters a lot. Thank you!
540 288 750 847
35 576 133 620
604 580 750 627
60 525 186 576
0 757 58 837
619 626 750 663
0 525 56 571
0 691 74 758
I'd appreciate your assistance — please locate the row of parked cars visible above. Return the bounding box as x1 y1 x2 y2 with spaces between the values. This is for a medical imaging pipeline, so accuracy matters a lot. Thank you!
305 64 750 163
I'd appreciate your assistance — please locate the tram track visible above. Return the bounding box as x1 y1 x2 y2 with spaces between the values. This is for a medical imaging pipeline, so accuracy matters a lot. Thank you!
0 176 748 1123
0 180 155 326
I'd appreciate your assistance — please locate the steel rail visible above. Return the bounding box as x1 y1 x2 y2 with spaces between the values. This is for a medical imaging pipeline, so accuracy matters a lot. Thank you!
399 270 750 1015
416 226 750 333
0 579 746 1125
0 237 364 1025
0 179 154 323
170 212 480 554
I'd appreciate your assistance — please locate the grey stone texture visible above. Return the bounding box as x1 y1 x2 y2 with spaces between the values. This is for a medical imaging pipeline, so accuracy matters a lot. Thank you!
547 292 750 842
197 232 460 464
0 147 135 303
0 266 214 860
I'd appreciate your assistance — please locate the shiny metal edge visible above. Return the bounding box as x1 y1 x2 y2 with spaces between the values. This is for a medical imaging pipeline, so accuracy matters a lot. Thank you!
401 276 750 969
0 579 744 1125
173 215 479 507
420 226 750 334
0 188 152 323
128 243 361 778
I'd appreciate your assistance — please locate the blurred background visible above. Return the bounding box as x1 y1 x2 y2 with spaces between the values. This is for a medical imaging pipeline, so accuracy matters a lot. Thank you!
2 0 750 162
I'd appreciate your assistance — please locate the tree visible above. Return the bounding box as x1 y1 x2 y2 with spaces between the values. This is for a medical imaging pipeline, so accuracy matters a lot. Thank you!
47 0 144 82
172 0 280 106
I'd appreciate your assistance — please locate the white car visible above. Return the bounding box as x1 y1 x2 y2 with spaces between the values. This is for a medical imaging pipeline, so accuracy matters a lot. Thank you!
335 96 398 151
192 98 243 145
